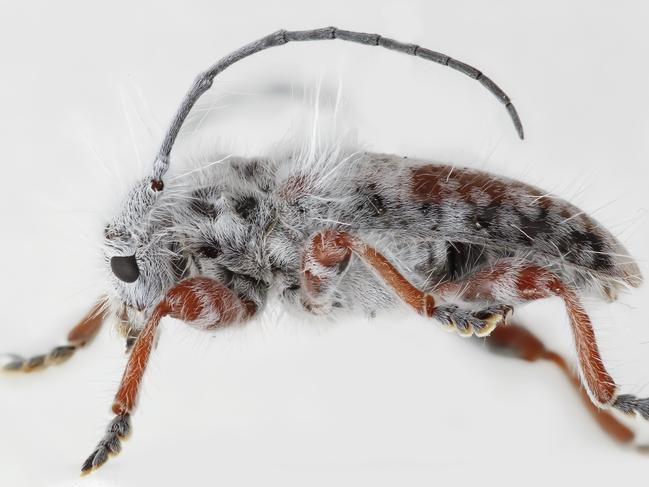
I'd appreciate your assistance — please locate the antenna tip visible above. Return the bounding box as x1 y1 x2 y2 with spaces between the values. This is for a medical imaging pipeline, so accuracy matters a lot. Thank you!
506 103 524 140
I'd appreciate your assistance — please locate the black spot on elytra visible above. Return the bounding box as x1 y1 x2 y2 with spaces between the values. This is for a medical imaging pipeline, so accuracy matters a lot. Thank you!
367 194 387 216
354 184 387 217
570 229 595 248
590 241 613 271
242 160 259 180
234 196 258 219
475 202 500 230
190 188 221 218
571 230 613 270
445 242 487 280
516 207 551 244
198 242 221 258
417 203 441 231
556 230 613 271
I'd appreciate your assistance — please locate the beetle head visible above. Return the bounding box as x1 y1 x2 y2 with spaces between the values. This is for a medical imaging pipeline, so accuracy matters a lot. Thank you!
102 179 186 328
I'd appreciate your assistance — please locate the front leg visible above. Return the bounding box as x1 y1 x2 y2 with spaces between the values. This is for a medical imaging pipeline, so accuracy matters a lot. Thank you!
81 277 256 475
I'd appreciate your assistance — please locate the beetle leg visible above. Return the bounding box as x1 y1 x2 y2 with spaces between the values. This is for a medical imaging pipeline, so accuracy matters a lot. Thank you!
486 324 635 444
306 235 649 422
433 260 617 405
432 303 513 337
302 230 512 335
302 229 437 315
301 230 354 313
81 277 256 475
1 298 108 373
436 259 649 419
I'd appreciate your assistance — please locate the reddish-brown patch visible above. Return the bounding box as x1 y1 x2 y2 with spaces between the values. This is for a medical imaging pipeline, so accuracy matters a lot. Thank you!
150 179 164 192
350 238 435 315
310 231 353 267
113 306 164 415
411 164 516 205
277 175 309 203
67 298 108 345
515 267 616 405
565 298 616 405
304 230 436 315
516 267 553 300
112 277 255 415
444 262 617 407
167 277 253 325
489 325 633 444
303 270 324 296
435 262 509 300
489 324 546 362
411 165 448 203
423 295 435 318
166 281 203 322
454 170 509 204
411 164 554 209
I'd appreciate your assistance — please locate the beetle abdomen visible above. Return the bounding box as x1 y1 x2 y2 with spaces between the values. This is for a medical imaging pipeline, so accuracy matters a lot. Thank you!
407 162 642 290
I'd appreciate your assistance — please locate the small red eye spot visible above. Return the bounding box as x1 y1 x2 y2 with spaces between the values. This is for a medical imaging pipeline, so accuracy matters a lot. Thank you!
151 179 164 192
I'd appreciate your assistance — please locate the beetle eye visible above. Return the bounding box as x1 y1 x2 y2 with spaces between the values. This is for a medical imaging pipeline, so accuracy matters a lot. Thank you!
111 254 140 283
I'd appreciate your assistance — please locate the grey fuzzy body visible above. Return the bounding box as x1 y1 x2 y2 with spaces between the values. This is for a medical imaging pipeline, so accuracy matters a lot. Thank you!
103 149 642 329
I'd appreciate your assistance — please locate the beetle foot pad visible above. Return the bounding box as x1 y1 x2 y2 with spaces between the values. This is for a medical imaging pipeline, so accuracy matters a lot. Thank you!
434 304 513 337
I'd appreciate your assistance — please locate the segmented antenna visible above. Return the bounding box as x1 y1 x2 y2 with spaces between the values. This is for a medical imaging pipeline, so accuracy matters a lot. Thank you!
151 27 524 187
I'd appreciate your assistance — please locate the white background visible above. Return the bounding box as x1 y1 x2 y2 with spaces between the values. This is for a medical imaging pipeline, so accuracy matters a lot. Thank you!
1 1 648 486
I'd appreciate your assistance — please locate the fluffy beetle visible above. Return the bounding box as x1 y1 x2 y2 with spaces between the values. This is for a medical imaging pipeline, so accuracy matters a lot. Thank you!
3 27 647 474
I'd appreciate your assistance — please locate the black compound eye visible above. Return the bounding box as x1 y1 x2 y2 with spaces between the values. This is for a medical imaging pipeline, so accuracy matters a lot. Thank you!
111 254 140 283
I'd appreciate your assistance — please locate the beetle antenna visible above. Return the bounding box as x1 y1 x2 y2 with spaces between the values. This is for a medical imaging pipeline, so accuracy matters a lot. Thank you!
150 27 525 188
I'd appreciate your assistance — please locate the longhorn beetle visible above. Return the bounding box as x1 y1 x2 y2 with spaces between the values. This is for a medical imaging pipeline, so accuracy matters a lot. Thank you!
2 27 646 474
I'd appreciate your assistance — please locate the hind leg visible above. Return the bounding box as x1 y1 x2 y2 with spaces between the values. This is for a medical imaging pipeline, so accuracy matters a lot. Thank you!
304 232 649 420
486 324 635 444
1 298 108 372
436 259 649 418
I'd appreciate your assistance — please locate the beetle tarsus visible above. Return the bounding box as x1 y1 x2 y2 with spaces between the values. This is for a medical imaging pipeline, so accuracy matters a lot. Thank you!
81 413 131 475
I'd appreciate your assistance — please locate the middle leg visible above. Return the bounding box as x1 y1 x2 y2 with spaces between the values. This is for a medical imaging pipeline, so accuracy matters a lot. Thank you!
301 230 513 336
